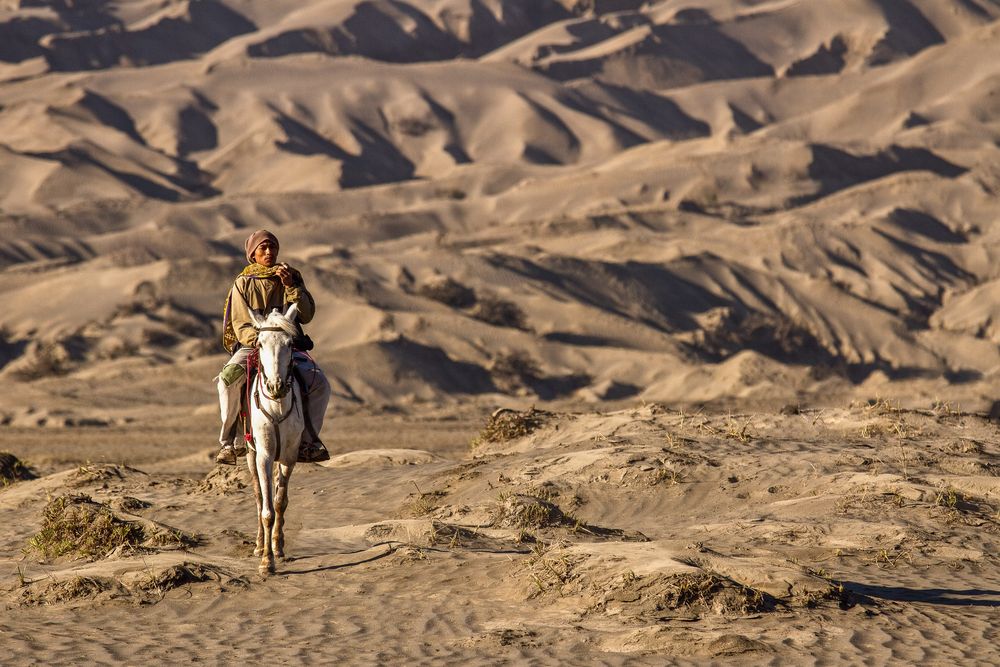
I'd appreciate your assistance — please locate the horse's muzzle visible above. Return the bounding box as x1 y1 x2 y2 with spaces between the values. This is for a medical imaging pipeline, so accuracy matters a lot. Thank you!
267 378 290 398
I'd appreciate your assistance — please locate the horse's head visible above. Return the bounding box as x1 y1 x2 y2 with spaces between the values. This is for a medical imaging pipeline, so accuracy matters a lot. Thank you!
249 303 299 399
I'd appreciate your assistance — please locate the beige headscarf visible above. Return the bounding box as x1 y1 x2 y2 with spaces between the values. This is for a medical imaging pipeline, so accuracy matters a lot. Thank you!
244 229 279 264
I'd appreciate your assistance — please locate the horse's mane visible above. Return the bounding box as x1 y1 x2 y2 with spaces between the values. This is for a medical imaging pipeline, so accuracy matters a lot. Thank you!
260 309 299 338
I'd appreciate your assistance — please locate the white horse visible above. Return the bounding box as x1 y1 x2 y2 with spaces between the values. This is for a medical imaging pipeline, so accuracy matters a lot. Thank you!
245 304 305 576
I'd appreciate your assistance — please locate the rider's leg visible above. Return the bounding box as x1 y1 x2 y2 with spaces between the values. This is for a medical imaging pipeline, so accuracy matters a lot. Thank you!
293 353 332 462
215 348 251 465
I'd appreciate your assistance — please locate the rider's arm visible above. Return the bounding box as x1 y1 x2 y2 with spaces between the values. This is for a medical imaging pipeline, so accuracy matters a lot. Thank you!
282 269 315 324
230 277 259 348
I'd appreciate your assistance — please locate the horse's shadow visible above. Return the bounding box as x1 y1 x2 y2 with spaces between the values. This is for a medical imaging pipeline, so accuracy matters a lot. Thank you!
844 581 1000 607
277 545 397 575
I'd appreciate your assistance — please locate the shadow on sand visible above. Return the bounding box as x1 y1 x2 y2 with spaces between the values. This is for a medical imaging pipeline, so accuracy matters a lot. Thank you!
846 582 1000 607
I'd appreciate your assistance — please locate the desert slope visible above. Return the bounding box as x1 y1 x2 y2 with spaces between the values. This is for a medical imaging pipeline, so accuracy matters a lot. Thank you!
4 1 1000 662
2 0 1000 413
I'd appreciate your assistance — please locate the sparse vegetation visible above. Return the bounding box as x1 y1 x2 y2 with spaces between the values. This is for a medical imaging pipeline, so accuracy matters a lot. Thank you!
417 276 476 309
724 416 756 443
471 407 551 448
865 547 912 569
145 527 200 549
16 562 243 606
70 463 126 487
8 340 75 381
934 487 960 509
18 576 116 605
652 467 684 485
401 482 448 517
489 494 564 529
471 294 529 330
489 351 542 394
0 452 36 485
655 572 767 615
130 563 217 600
27 494 145 561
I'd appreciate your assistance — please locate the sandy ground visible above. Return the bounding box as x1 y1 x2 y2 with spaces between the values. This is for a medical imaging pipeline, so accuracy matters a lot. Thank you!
5 387 1000 664
4 0 1000 663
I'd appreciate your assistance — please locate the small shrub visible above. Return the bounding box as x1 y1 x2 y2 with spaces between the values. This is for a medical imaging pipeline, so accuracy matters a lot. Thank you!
417 277 476 309
145 527 200 549
638 572 769 616
0 452 36 484
489 494 564 529
472 407 550 447
490 351 541 394
401 482 448 518
472 294 528 330
8 341 73 381
19 576 116 605
27 494 145 561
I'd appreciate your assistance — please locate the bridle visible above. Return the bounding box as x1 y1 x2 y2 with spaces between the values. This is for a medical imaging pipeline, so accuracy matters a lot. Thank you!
255 326 295 400
249 325 300 457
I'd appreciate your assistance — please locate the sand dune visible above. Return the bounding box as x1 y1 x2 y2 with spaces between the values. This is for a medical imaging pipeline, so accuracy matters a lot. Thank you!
4 0 1000 662
5 405 1000 663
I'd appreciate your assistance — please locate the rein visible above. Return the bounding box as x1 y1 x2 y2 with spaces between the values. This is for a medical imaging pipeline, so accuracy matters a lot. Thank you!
255 326 295 399
253 371 298 459
244 326 300 456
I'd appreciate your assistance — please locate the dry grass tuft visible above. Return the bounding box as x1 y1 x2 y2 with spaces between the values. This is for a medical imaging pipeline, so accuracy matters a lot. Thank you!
401 482 448 517
653 572 768 615
0 452 37 484
8 340 76 381
489 351 542 394
18 576 118 605
861 396 903 415
472 294 529 330
524 547 775 619
112 496 151 513
131 563 226 600
417 276 476 309
472 407 551 447
489 494 565 529
724 416 756 443
144 527 200 549
17 563 244 606
26 494 145 561
69 463 126 488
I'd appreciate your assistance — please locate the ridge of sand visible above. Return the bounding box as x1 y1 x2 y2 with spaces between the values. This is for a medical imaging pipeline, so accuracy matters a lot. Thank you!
5 2 1000 660
4 405 1000 662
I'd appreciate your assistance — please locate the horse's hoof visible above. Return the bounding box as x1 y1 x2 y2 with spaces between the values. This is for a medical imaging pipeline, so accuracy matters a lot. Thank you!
254 547 263 557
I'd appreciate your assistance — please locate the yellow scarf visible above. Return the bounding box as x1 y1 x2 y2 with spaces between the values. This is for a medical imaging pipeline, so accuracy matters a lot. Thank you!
220 264 280 352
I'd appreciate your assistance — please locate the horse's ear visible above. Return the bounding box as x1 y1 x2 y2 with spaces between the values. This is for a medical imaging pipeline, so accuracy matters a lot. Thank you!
248 309 265 329
284 302 299 323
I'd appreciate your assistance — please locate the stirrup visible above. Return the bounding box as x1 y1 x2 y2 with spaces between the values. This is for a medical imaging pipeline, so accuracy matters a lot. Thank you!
298 442 330 463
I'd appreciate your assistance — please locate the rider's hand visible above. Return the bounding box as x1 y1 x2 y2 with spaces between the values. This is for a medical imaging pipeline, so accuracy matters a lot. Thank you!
274 264 297 287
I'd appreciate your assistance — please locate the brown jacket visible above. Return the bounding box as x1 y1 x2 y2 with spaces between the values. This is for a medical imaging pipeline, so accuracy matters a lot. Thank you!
229 268 315 349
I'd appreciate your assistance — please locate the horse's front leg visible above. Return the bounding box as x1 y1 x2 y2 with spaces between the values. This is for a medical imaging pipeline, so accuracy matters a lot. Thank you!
245 450 265 557
273 462 295 559
256 450 276 576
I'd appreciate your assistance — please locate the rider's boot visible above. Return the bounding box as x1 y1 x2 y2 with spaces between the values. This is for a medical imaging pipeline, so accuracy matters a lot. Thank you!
297 369 332 463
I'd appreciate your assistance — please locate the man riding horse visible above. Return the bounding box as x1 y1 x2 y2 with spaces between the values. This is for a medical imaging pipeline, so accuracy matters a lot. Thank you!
215 229 331 465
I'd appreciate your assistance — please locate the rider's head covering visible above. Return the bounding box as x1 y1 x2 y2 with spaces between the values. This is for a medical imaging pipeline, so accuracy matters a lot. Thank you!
245 229 279 264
